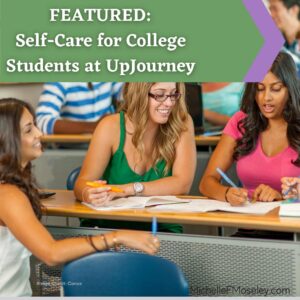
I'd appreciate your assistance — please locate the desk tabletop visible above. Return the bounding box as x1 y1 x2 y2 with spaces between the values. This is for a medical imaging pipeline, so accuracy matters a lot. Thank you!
42 190 300 233
41 134 220 146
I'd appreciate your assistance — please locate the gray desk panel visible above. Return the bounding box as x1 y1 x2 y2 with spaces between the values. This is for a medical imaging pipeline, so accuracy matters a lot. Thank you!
30 226 300 297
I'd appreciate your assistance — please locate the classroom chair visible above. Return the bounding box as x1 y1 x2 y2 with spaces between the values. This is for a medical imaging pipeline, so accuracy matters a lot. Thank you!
66 166 81 190
61 251 189 296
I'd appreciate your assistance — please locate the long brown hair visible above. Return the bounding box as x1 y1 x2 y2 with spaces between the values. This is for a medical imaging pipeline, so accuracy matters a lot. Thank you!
0 98 42 218
120 83 188 174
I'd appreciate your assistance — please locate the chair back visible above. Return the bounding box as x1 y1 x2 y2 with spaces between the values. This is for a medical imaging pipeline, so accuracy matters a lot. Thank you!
66 167 81 190
62 251 189 296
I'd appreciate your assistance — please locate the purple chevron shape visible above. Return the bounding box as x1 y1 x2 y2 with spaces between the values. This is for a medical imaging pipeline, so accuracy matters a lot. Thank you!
243 0 284 82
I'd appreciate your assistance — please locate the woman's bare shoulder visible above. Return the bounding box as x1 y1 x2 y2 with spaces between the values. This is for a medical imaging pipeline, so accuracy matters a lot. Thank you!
95 113 120 134
186 114 194 126
183 114 195 133
0 184 28 205
0 183 23 195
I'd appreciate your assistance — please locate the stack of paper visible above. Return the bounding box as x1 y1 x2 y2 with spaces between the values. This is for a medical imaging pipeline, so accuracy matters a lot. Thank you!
83 196 280 215
279 199 300 217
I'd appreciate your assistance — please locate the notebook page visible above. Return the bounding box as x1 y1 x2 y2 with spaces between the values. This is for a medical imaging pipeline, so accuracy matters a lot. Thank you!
83 196 152 211
149 199 280 215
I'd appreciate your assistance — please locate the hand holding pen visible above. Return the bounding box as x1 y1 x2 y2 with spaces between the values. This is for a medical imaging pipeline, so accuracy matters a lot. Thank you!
216 167 248 206
86 181 124 193
82 180 125 206
149 217 159 253
152 217 157 236
281 177 300 199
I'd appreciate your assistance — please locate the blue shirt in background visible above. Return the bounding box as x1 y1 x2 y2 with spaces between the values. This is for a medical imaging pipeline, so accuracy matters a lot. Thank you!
36 82 123 134
203 82 244 129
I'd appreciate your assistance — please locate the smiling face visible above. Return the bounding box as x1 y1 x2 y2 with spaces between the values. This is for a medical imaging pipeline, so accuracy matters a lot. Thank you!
269 0 299 32
255 71 289 120
20 108 43 166
147 82 178 126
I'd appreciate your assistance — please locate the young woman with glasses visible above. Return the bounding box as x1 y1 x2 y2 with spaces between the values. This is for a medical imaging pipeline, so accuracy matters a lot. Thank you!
74 82 196 233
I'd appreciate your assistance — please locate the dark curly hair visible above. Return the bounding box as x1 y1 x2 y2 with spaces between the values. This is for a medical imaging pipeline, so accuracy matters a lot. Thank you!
0 98 42 218
233 51 300 166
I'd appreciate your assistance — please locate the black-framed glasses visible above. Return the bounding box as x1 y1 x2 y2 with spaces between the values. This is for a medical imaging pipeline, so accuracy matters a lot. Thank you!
148 92 181 103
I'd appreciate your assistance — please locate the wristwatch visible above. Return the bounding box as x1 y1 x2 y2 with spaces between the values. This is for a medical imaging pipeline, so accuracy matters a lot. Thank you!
133 182 144 195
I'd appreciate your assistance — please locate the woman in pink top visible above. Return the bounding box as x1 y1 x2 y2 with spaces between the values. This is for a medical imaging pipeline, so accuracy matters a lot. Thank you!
200 51 300 206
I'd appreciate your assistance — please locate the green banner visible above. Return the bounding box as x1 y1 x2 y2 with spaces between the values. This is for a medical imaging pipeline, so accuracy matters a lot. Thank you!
0 0 263 81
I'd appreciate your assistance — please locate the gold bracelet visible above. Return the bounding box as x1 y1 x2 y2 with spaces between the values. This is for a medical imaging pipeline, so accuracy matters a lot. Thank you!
112 231 120 251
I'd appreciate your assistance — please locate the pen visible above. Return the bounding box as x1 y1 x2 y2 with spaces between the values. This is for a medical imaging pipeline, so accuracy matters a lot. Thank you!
203 130 223 137
152 217 157 236
216 167 250 203
86 181 124 193
216 167 238 188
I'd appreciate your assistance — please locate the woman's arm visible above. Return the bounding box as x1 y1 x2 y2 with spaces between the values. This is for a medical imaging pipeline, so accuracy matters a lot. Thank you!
76 115 196 203
74 115 118 201
53 119 99 134
199 134 247 205
0 185 159 266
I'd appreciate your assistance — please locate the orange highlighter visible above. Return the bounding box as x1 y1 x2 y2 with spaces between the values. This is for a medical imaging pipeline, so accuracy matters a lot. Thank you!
86 181 124 193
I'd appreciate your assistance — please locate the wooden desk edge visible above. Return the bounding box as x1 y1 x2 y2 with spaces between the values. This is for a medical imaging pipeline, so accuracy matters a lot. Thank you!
41 190 300 233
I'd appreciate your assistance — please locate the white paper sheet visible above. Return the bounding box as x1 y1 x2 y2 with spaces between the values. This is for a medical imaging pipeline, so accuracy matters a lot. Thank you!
148 198 280 215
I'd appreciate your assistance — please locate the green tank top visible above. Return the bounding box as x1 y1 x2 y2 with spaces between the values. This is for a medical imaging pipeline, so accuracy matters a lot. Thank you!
81 111 182 233
103 111 171 183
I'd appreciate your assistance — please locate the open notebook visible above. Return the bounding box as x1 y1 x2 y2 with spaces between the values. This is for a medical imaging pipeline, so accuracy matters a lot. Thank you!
151 199 280 215
148 198 280 215
83 196 190 211
83 196 280 214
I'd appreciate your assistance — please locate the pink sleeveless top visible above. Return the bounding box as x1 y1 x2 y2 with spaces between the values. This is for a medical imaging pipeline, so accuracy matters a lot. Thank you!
223 111 300 196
